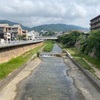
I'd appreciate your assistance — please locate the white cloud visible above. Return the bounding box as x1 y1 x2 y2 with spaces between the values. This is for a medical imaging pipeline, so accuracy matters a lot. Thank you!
0 0 100 28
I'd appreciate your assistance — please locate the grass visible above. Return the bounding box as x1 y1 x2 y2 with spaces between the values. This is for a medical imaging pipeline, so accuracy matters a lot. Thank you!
43 41 54 52
66 48 100 73
0 44 45 79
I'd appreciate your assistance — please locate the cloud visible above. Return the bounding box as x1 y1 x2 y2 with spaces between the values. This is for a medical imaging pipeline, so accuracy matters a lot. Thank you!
0 0 100 28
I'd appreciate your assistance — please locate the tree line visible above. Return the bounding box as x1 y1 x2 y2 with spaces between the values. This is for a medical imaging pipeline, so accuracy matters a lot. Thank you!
58 30 100 58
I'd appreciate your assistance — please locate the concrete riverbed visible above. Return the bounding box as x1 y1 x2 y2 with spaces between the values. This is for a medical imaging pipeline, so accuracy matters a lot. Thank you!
15 44 100 100
0 44 100 100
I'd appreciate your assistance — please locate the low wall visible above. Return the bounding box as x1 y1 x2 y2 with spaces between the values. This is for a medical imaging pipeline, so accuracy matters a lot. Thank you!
0 42 43 63
65 50 100 92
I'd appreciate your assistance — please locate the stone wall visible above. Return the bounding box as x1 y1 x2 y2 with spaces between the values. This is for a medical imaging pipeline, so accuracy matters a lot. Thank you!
0 42 43 63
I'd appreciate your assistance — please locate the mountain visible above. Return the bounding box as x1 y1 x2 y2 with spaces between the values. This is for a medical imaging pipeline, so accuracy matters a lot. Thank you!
0 20 30 30
31 24 89 32
0 20 89 32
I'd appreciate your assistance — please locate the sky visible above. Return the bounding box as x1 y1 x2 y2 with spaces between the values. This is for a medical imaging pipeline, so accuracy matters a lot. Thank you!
0 0 100 28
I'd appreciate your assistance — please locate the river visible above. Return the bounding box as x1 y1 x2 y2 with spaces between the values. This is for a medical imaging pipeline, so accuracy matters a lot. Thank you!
15 44 85 100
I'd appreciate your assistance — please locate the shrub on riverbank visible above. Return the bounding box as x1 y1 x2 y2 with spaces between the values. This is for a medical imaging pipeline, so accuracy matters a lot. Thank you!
43 41 54 52
66 48 100 70
58 30 100 58
81 30 100 58
58 30 100 69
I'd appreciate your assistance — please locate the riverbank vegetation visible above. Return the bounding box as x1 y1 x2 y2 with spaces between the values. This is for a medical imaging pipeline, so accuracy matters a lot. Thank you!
0 44 45 79
43 41 54 52
58 30 100 70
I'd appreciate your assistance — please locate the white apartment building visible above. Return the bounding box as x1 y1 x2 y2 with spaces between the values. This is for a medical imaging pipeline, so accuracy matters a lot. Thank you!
27 30 40 40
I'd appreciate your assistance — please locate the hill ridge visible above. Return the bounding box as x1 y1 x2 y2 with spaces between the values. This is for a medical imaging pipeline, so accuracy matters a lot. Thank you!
0 20 89 32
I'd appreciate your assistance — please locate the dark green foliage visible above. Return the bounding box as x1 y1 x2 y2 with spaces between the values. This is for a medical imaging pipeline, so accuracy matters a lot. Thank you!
31 24 88 32
81 30 100 57
58 30 100 58
58 31 82 47
37 52 40 57
44 41 54 52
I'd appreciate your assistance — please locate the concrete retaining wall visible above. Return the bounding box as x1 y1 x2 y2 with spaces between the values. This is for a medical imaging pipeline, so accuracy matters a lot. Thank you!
0 42 43 63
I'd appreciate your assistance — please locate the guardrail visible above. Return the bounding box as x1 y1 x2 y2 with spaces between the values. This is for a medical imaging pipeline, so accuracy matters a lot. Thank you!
0 40 43 49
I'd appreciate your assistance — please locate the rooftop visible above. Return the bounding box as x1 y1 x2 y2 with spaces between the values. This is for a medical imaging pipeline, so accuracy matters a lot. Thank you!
90 15 100 21
0 24 9 27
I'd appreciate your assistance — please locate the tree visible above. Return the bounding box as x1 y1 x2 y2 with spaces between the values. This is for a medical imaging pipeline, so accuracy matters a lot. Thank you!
82 30 100 57
58 31 82 47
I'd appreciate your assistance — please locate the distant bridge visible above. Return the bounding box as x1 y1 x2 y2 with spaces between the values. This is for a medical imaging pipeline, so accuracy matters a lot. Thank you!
41 36 58 40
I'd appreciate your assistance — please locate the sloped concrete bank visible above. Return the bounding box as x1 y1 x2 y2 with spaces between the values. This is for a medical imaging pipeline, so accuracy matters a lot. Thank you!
65 50 100 92
0 53 37 91
0 58 42 100
0 43 46 91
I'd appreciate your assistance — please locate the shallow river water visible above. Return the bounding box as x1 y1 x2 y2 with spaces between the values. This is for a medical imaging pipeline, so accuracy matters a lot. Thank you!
15 44 85 100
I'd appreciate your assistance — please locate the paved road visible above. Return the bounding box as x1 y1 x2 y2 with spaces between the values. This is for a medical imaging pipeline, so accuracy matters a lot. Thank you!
0 40 43 48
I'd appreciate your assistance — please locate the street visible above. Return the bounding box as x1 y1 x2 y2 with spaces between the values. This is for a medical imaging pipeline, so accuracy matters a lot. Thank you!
0 40 43 48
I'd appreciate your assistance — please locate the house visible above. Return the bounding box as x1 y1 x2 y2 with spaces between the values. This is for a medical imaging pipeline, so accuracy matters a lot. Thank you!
10 25 23 40
0 24 11 41
22 30 28 35
0 24 9 38
22 30 28 40
27 30 40 40
0 24 38 41
0 24 10 33
90 15 100 30
0 24 24 41
4 32 11 42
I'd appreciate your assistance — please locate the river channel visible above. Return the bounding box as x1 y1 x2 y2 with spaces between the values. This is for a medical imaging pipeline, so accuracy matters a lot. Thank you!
15 44 85 100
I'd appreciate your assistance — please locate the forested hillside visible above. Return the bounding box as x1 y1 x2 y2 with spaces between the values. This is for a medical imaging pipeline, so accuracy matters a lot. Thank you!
0 20 88 32
31 24 88 32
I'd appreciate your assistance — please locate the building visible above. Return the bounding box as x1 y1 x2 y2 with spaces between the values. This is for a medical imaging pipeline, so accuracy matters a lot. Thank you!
27 30 40 40
10 25 23 40
22 30 28 35
90 15 100 30
0 24 26 40
0 24 10 40
0 24 10 33
4 32 11 42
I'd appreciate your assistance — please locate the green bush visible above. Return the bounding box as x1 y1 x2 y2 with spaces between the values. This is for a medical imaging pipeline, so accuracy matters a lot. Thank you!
37 52 40 57
58 31 82 47
44 41 54 52
81 30 100 57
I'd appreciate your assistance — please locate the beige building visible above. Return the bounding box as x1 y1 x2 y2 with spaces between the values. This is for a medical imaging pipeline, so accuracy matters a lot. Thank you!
10 25 22 39
0 24 10 33
0 24 28 40
0 24 10 40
